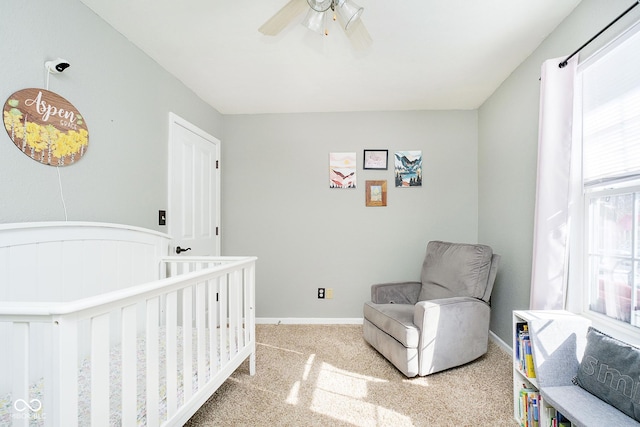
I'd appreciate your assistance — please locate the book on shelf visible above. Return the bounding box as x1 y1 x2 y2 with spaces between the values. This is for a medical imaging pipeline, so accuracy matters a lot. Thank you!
524 337 536 378
516 322 525 362
515 322 536 378
518 384 540 427
547 407 571 427
530 395 540 427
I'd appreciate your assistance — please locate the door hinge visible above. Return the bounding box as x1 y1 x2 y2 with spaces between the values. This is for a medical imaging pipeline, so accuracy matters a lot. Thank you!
216 160 219 169
216 226 219 236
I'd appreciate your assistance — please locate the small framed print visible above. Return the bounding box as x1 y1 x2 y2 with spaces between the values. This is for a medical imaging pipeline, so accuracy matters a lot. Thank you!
329 152 357 188
394 150 422 187
365 180 387 207
363 150 388 170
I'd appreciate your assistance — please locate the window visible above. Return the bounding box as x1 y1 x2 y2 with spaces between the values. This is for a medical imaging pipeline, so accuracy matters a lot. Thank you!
573 23 640 334
586 189 640 326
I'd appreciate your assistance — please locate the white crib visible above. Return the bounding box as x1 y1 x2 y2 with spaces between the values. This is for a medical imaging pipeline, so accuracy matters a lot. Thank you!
0 222 256 427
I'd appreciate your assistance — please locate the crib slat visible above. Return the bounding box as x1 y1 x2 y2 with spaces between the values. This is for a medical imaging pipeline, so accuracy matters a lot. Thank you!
121 304 137 426
196 282 206 388
219 276 228 364
228 271 239 356
166 291 178 418
40 324 54 427
91 313 110 427
243 267 250 347
12 322 29 427
51 316 78 427
146 297 160 426
182 286 193 402
167 261 177 279
234 270 244 349
247 264 256 375
208 279 218 377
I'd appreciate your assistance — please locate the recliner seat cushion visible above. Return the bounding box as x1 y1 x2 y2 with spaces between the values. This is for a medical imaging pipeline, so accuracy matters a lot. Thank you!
419 241 493 301
363 302 419 348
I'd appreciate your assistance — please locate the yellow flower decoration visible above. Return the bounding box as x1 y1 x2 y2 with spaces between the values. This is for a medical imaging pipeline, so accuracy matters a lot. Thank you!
25 122 47 152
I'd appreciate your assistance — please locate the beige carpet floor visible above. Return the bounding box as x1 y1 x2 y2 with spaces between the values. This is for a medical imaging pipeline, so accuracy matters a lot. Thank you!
185 324 518 426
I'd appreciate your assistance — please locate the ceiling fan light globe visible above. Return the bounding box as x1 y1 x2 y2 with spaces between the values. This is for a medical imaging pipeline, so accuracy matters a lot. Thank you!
307 0 332 12
302 9 327 34
336 1 363 30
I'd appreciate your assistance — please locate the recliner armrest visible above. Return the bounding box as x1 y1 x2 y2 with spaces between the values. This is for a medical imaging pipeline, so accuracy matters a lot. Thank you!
371 281 422 304
413 297 490 329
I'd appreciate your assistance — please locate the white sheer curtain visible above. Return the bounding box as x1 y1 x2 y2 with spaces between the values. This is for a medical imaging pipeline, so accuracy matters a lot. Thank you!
529 56 578 310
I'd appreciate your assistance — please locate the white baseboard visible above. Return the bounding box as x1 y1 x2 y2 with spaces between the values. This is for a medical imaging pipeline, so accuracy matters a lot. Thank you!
489 330 512 355
257 317 364 325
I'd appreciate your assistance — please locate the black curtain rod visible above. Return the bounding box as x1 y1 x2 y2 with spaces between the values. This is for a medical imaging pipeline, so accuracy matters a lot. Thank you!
559 0 640 68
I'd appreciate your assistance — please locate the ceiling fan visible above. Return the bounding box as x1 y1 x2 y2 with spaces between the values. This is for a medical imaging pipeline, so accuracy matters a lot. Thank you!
259 0 372 50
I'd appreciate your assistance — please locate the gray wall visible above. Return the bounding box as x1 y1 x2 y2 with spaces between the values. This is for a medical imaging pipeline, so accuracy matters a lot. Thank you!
4 0 640 341
223 111 479 319
0 0 223 229
478 0 640 344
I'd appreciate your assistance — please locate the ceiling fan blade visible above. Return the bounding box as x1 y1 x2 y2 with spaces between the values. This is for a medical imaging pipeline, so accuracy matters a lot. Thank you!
345 19 372 50
259 0 309 36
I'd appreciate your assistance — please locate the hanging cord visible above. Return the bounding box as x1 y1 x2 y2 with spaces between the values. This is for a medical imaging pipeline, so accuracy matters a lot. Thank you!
56 167 69 221
559 0 640 68
45 64 69 221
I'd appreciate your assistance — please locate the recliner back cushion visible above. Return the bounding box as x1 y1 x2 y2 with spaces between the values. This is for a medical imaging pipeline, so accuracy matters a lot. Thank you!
418 241 493 302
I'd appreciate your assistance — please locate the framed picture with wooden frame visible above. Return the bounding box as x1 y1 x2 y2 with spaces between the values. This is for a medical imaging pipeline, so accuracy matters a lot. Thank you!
363 149 388 170
365 180 387 207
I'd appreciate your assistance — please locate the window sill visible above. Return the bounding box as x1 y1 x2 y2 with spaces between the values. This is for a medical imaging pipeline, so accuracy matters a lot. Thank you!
578 310 640 348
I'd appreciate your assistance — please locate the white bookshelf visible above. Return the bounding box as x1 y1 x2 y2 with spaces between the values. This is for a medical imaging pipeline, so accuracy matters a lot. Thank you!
512 310 578 427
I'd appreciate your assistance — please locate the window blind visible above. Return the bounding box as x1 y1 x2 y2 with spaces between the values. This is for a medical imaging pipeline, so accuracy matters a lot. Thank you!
582 25 640 187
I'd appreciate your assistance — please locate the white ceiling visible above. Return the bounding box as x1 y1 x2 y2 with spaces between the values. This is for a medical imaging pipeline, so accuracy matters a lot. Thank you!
79 0 582 115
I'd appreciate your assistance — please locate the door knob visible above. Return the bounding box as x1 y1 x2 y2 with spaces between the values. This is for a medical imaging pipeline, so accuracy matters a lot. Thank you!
176 246 192 254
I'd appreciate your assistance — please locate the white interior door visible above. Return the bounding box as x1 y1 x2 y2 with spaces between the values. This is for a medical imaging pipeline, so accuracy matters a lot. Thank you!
168 113 220 255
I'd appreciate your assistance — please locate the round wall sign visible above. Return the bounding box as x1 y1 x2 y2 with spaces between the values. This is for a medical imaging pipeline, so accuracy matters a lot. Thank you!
3 88 89 166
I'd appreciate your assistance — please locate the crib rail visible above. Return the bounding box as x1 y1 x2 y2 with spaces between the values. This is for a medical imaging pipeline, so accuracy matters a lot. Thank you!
0 255 256 427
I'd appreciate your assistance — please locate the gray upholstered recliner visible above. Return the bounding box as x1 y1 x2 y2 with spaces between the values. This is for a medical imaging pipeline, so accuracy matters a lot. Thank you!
363 240 500 377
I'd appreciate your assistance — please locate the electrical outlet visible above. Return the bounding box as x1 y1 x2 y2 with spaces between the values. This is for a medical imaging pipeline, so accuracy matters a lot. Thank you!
325 288 333 299
317 288 325 299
